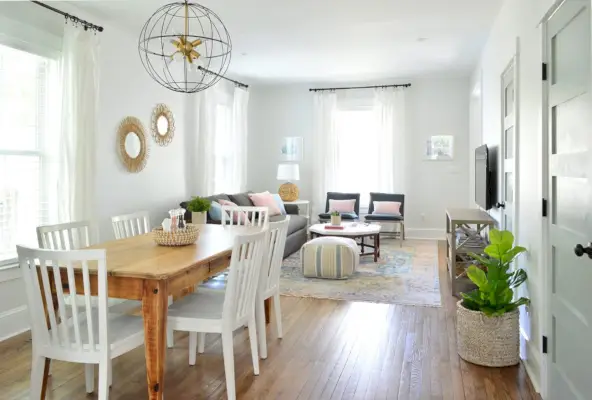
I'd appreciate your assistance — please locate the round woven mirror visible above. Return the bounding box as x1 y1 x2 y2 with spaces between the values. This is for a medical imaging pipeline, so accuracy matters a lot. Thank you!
151 103 175 146
118 116 148 173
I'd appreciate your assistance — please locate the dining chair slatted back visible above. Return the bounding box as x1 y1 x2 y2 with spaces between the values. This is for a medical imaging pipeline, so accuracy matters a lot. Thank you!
223 230 268 327
259 217 290 297
37 221 94 250
111 211 151 239
221 206 270 228
17 245 108 358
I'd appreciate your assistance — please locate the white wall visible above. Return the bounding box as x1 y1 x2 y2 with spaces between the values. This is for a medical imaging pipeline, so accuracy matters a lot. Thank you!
0 2 190 340
248 77 470 238
471 0 557 394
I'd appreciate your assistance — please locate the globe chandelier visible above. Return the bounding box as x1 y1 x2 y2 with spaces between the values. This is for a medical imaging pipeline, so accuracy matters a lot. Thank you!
138 0 232 93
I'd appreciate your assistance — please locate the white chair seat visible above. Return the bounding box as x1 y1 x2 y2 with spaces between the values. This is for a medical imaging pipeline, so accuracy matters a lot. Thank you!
168 289 225 321
54 314 144 357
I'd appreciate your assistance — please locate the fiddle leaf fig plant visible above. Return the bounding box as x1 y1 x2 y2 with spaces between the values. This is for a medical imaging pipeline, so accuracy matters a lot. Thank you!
461 229 530 317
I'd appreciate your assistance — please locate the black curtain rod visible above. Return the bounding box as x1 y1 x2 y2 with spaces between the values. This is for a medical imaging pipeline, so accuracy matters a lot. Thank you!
198 66 249 89
30 1 104 33
309 83 411 92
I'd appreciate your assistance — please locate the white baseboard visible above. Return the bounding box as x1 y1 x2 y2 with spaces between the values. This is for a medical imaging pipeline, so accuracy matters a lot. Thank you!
405 228 445 240
520 327 542 394
0 305 29 342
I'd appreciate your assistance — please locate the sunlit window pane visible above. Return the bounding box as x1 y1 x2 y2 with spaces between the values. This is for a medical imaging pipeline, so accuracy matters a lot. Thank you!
0 44 58 264
334 109 378 207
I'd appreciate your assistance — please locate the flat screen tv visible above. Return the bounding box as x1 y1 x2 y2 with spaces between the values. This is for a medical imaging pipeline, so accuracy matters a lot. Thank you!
475 145 492 210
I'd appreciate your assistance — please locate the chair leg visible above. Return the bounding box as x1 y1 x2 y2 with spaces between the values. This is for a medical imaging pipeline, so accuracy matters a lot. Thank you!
198 332 206 354
30 354 47 399
401 222 405 244
247 318 260 376
167 296 174 349
255 298 267 359
273 293 283 339
108 360 113 387
98 360 109 400
189 332 197 366
85 364 94 393
221 331 236 400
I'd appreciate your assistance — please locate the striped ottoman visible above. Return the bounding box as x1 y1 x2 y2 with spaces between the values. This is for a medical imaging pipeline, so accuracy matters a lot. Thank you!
301 237 359 279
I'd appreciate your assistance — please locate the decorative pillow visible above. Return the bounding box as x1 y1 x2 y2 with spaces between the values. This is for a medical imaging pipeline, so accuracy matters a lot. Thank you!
218 199 250 224
329 199 356 213
248 191 282 216
373 201 401 215
208 201 223 221
272 193 287 215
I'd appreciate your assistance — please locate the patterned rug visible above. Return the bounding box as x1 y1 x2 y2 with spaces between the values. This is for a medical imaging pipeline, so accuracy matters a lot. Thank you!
280 239 441 307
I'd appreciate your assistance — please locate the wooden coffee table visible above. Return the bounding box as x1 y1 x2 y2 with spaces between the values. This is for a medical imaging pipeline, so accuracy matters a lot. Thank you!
308 222 382 262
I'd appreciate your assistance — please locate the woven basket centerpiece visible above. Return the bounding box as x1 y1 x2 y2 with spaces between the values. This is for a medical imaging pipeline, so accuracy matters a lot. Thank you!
153 224 200 246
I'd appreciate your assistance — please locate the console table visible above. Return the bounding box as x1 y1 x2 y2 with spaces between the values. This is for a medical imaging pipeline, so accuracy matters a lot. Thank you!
445 208 496 297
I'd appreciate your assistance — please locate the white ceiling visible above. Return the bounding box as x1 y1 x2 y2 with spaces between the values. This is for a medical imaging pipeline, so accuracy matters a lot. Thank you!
74 0 503 83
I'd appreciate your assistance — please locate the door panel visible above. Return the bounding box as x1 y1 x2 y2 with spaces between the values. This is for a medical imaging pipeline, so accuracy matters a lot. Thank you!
547 1 592 398
501 60 516 232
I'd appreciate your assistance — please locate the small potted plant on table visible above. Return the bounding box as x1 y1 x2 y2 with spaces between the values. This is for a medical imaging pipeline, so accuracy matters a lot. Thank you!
187 196 211 225
457 229 529 367
330 210 341 226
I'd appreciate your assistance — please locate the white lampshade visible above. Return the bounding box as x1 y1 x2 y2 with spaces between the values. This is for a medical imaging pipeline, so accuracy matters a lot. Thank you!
277 163 300 181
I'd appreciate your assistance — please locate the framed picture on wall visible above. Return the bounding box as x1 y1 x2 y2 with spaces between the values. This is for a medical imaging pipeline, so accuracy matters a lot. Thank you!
281 136 303 161
425 135 454 160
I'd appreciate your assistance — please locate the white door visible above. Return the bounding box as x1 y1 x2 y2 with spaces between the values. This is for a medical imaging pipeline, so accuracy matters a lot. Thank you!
546 1 592 398
500 57 518 234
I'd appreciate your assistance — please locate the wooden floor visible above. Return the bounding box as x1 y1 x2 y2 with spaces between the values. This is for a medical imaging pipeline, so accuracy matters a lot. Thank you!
0 241 539 400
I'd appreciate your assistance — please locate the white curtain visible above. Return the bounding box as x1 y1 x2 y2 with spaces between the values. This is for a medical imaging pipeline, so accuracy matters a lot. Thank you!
192 82 249 196
58 25 99 222
194 88 217 195
230 86 249 193
374 87 406 194
311 91 338 217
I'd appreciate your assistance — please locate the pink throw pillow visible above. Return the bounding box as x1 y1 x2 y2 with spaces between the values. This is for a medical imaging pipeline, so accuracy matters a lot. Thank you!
329 199 356 213
248 191 282 216
218 199 250 224
373 201 401 215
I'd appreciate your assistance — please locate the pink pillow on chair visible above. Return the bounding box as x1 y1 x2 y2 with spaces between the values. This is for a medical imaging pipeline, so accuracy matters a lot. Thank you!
248 191 282 216
218 199 250 224
373 201 401 215
329 199 356 213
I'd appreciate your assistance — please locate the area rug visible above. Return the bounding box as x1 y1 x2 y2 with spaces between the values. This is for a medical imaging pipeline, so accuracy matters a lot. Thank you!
280 239 441 307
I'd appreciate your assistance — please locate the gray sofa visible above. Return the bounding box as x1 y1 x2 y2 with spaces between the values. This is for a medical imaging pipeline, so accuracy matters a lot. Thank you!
180 191 307 258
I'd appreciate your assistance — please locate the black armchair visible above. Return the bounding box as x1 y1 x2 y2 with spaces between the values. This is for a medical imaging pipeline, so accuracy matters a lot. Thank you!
318 192 360 222
365 192 405 240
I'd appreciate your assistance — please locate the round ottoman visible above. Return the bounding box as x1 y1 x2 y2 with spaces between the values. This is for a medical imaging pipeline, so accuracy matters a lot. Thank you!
300 236 359 279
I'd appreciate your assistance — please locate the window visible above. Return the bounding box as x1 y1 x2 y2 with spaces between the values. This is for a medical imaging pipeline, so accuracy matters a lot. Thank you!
213 102 233 194
0 43 59 265
333 107 379 207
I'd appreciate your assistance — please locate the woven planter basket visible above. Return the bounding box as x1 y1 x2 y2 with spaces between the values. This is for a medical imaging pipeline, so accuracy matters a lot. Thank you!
152 224 200 246
456 300 520 367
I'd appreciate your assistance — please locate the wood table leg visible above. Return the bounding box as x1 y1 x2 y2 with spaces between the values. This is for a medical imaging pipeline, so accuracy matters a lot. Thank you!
374 234 379 262
264 298 271 324
142 280 168 400
361 236 365 253
40 358 51 399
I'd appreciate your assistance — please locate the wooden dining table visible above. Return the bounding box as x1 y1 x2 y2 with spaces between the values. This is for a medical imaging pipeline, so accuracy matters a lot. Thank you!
40 224 270 400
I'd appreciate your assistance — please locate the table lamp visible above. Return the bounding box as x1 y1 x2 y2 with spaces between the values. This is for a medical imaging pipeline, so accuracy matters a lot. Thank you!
277 163 300 201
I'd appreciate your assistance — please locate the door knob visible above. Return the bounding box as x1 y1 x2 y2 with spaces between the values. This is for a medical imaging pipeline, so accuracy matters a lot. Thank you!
496 202 506 209
574 243 592 258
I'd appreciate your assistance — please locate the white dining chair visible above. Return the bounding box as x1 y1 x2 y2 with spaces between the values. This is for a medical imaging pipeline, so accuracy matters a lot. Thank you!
221 205 270 227
37 221 141 314
110 211 175 348
256 217 290 359
167 229 268 400
17 245 145 400
111 210 151 239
